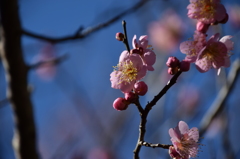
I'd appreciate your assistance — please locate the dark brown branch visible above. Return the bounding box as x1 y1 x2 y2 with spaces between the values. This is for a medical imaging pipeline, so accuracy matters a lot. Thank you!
22 0 149 43
0 0 39 158
133 71 182 159
122 20 131 53
139 141 171 149
199 59 240 135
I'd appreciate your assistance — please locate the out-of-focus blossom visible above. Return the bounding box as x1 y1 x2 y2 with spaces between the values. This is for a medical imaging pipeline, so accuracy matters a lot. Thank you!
169 121 199 158
134 81 148 96
148 9 184 54
169 146 188 159
33 44 56 81
228 5 240 28
110 51 147 93
195 33 233 73
187 0 227 24
87 148 112 159
132 35 156 71
113 97 129 111
180 31 207 63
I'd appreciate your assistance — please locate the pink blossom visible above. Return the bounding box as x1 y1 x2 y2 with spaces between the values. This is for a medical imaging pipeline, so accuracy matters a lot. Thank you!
132 35 156 71
195 33 233 72
180 60 191 72
180 31 207 62
169 146 188 159
187 0 227 24
169 121 199 158
110 51 147 93
148 9 184 54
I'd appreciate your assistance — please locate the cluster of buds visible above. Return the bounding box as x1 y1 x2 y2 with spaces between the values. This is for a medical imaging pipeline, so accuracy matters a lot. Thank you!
111 33 156 111
166 57 190 75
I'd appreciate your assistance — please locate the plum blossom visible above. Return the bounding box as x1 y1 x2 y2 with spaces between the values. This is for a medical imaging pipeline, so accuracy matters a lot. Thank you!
180 31 207 63
195 33 233 72
169 121 199 158
132 35 156 71
169 146 188 159
187 0 227 24
110 51 147 93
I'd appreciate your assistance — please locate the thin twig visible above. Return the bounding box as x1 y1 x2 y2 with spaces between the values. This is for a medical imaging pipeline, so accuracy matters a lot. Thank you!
139 141 171 149
122 20 131 53
133 71 182 159
199 59 240 135
22 0 149 43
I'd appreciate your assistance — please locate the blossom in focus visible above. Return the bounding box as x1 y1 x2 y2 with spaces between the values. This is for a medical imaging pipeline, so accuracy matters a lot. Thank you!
169 146 188 159
148 9 184 54
187 0 227 24
110 51 147 93
195 33 233 72
169 121 199 158
132 35 156 71
180 31 207 63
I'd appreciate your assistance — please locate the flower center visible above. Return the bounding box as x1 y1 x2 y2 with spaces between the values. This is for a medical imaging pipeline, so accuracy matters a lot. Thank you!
115 61 138 84
203 43 219 61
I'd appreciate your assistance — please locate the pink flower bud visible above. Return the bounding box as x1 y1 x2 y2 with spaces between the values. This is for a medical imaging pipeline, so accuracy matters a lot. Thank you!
219 13 228 24
116 32 124 41
166 57 180 68
168 67 179 75
134 81 148 96
196 21 210 33
125 92 137 102
130 49 140 54
180 60 190 72
113 97 129 111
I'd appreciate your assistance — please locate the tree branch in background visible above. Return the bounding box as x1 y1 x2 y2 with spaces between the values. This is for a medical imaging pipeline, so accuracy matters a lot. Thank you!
0 0 39 158
22 0 149 43
199 59 240 136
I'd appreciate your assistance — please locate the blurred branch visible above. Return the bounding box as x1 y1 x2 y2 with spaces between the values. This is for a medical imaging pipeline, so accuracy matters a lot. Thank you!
0 0 39 158
199 59 240 135
0 98 9 108
21 0 149 43
28 54 68 70
133 71 182 159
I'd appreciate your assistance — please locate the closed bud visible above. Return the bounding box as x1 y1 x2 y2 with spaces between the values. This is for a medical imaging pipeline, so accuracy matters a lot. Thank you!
166 57 180 68
219 13 228 24
125 92 138 102
134 81 148 96
116 32 124 41
168 67 179 75
113 97 129 111
196 21 210 34
180 60 190 72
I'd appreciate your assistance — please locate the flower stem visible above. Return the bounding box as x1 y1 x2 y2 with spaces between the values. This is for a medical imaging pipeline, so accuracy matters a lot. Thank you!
122 20 131 53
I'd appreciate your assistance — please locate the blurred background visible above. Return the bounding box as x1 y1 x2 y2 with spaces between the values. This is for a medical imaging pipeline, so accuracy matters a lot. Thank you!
0 0 240 158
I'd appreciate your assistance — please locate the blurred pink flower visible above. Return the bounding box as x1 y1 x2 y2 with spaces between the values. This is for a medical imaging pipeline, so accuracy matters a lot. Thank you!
195 33 233 72
110 51 147 93
148 9 184 54
187 0 227 24
169 146 188 159
169 121 199 158
87 148 112 159
180 31 207 63
228 5 240 28
132 35 156 71
33 44 56 81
